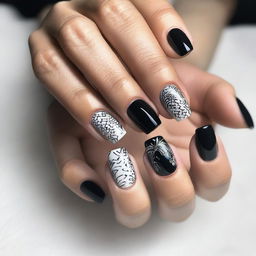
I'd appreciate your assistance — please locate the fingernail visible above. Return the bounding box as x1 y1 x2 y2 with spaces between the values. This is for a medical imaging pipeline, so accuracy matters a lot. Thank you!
167 28 193 56
160 84 191 121
195 125 217 161
236 97 254 129
145 136 177 176
91 111 127 143
127 99 161 134
108 148 136 189
80 181 105 203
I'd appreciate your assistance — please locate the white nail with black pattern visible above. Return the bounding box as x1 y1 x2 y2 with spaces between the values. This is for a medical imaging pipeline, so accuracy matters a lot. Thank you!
160 85 191 121
108 148 136 189
91 111 126 144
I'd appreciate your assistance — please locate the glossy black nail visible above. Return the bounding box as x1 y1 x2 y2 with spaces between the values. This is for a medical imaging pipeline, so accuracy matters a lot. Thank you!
167 28 193 56
236 97 254 129
195 125 217 161
80 181 105 203
127 99 161 134
145 136 177 176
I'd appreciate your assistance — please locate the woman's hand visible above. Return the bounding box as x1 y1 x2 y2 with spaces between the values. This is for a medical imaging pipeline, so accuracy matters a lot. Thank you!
47 61 253 228
29 0 194 143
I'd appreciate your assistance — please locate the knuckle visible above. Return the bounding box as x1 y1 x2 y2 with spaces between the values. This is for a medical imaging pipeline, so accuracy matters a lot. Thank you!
151 6 176 22
98 0 136 29
71 89 89 106
139 54 170 76
28 30 40 47
59 16 97 49
50 1 69 16
107 77 131 93
32 49 61 78
59 159 81 185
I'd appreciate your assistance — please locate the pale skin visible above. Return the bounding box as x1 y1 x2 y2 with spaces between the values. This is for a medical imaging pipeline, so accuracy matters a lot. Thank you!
28 0 247 228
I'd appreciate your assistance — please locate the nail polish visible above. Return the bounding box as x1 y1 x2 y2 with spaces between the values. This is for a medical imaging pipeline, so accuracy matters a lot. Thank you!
108 148 136 189
145 136 177 176
80 181 105 203
91 111 126 143
195 125 217 161
160 84 191 121
236 97 254 129
167 28 193 56
127 99 161 134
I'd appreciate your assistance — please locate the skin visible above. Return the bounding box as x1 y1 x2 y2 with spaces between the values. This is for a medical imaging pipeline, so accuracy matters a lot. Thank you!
47 61 247 228
28 0 243 228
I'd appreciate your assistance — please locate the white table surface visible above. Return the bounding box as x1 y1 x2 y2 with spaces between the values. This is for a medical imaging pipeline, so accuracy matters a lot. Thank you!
0 5 255 256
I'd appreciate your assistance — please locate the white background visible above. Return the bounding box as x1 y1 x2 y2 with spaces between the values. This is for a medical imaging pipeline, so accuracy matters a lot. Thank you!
0 5 256 256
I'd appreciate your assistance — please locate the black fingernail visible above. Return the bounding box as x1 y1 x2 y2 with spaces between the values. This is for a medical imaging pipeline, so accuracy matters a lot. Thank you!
80 181 105 203
195 125 217 161
236 97 254 129
167 28 193 56
127 99 161 134
145 136 177 176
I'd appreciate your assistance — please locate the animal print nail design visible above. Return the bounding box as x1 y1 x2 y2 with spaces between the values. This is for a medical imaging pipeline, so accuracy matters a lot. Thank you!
145 136 177 176
91 111 126 144
160 85 191 121
108 148 136 189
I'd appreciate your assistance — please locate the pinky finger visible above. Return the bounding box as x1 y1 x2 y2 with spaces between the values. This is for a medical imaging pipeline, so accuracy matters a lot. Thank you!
48 102 106 203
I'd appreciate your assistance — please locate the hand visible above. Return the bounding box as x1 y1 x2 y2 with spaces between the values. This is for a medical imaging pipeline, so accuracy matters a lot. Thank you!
47 61 254 228
29 0 194 143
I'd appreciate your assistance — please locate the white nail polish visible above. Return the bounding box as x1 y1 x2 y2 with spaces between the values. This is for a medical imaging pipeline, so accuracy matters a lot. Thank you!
91 111 126 143
108 148 136 189
160 85 191 121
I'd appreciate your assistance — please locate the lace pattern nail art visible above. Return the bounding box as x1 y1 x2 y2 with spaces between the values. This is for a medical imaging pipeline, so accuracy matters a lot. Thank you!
160 85 191 121
91 111 126 144
108 148 136 189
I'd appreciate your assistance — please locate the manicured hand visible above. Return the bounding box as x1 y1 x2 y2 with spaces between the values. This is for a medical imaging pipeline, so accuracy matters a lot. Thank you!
29 0 193 143
47 61 254 228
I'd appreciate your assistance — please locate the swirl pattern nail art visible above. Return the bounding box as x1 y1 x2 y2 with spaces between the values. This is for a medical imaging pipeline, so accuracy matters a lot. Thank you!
145 136 177 176
108 148 136 189
91 111 126 144
160 85 191 121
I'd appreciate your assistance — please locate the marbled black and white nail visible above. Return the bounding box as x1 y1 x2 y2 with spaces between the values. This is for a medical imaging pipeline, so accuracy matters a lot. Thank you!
160 85 191 121
108 148 136 189
145 136 177 176
91 111 126 144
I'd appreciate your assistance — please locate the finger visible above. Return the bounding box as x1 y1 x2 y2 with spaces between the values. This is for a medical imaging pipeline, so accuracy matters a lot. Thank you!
189 125 232 201
144 136 195 222
29 29 127 144
74 0 192 121
131 0 193 57
107 148 151 228
43 2 161 134
48 102 106 203
173 61 254 129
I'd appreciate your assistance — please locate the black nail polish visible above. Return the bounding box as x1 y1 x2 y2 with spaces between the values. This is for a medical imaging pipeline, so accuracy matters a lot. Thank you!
127 100 161 134
195 125 217 161
145 136 177 176
236 97 254 129
167 28 193 56
80 181 105 203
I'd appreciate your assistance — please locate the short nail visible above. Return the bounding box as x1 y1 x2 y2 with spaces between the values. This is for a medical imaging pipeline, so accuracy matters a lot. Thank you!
91 111 127 143
145 136 177 176
80 181 105 203
127 99 161 134
195 125 217 161
236 97 254 129
108 148 136 189
167 28 193 56
160 84 191 121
